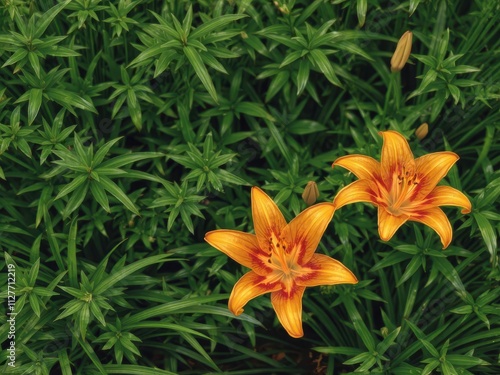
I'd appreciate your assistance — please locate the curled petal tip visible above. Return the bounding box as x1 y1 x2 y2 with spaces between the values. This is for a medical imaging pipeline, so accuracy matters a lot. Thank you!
231 308 244 316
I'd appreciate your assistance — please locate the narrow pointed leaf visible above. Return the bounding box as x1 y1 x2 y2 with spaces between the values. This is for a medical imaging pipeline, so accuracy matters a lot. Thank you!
99 175 140 215
189 14 247 40
183 45 218 103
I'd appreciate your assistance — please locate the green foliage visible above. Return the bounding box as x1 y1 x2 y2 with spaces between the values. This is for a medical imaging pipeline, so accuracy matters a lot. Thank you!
0 0 499 374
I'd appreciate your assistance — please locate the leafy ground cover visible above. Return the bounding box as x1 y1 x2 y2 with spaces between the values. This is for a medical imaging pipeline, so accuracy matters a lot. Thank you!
0 0 499 374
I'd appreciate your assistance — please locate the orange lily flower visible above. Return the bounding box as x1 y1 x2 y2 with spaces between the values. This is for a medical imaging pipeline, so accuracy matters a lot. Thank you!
332 131 471 249
205 187 358 338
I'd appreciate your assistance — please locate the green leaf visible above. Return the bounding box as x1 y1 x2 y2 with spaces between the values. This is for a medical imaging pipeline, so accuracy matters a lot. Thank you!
287 120 326 135
58 350 72 375
235 102 274 121
313 346 364 356
92 137 123 167
448 84 460 104
98 152 164 169
296 58 310 96
90 181 111 213
28 88 43 125
409 0 422 15
34 0 72 39
62 181 89 218
217 169 250 186
449 304 473 314
377 327 401 354
371 251 413 271
357 0 367 27
99 175 140 215
420 339 439 358
343 351 372 365
418 69 438 93
183 45 218 103
46 88 98 113
122 295 228 326
55 174 88 200
397 256 422 287
265 70 290 102
279 50 304 68
309 49 342 87
2 48 28 67
67 217 78 288
93 254 172 295
343 297 375 351
129 40 181 68
182 5 193 37
446 354 489 367
101 365 177 375
189 14 247 40
73 325 107 374
265 119 293 167
472 212 497 260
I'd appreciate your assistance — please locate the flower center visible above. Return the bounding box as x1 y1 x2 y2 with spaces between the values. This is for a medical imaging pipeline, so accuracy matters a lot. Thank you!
266 232 294 275
386 161 420 216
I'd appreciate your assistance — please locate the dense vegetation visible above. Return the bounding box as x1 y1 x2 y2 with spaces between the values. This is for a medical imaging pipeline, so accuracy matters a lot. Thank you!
0 0 499 374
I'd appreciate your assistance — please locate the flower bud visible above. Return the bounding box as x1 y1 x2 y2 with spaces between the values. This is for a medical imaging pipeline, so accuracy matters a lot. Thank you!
380 326 389 338
302 181 319 206
391 30 413 72
415 122 429 140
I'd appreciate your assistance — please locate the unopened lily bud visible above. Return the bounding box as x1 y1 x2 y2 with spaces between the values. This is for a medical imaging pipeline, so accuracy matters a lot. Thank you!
279 5 289 14
391 30 413 72
302 181 319 206
380 327 389 338
415 123 429 140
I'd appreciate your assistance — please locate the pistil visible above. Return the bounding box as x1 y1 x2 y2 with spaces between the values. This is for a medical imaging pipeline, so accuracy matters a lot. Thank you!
267 233 291 274
388 162 420 215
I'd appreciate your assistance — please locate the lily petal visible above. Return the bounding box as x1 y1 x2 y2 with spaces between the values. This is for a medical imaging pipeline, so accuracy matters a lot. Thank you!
252 187 288 252
380 131 414 183
271 284 306 338
378 208 409 242
205 230 271 275
415 152 459 199
283 203 335 266
296 253 358 287
333 179 379 210
228 271 281 316
424 185 472 214
333 155 381 180
410 207 453 249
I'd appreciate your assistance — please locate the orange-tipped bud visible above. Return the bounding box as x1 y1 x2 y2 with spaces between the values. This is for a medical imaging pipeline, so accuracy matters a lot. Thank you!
415 123 429 140
391 30 413 72
302 181 320 206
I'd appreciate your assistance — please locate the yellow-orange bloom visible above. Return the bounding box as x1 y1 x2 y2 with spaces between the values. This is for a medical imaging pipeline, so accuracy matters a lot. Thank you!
332 131 471 249
391 31 413 72
205 187 357 338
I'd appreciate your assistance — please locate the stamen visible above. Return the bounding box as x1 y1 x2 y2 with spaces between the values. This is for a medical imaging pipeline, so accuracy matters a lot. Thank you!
388 160 419 214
